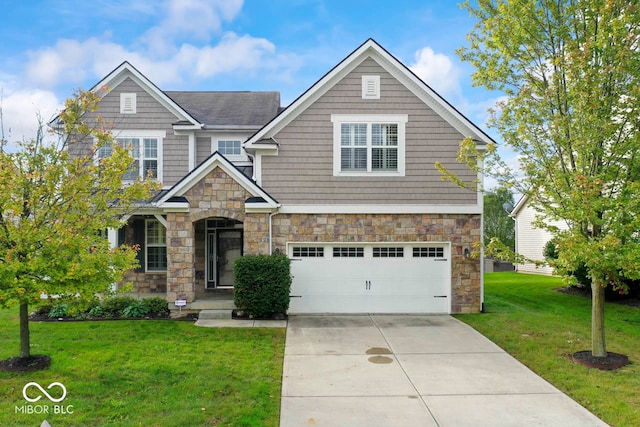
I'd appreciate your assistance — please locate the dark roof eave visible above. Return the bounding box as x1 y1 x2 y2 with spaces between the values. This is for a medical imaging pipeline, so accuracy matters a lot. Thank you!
201 125 263 131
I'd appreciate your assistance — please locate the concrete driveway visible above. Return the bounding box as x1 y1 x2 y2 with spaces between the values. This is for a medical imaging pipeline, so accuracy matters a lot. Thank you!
280 315 608 427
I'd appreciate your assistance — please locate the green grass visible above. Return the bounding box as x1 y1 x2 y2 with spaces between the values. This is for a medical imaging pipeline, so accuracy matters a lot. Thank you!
456 272 640 427
0 308 285 426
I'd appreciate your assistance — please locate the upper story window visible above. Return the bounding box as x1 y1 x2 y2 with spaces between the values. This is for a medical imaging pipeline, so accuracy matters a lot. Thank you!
331 114 407 177
96 130 165 183
212 138 249 162
217 140 242 157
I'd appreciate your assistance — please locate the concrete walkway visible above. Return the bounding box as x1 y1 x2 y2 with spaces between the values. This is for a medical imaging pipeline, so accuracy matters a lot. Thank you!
280 315 609 427
195 318 287 328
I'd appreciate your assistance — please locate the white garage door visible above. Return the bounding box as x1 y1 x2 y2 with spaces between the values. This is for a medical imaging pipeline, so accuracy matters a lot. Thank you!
288 243 450 314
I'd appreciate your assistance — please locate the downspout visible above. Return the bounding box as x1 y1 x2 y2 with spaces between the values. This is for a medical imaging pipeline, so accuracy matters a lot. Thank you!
269 210 279 255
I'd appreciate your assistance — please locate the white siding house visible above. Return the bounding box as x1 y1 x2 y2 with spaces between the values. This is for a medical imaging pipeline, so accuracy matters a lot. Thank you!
511 195 568 275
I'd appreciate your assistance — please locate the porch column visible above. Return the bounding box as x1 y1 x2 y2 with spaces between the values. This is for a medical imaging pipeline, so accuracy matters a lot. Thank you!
244 212 270 254
166 212 195 303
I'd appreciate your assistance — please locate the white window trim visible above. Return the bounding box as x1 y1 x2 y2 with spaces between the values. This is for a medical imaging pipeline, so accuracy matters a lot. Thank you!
145 218 167 272
212 138 248 161
97 130 165 183
331 114 407 177
120 93 137 114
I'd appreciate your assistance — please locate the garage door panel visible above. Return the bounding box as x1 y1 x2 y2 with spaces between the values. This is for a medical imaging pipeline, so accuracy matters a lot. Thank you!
288 243 450 314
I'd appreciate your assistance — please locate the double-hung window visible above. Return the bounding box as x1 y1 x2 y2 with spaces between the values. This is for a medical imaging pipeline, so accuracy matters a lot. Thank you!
146 219 167 271
332 114 407 176
96 131 165 182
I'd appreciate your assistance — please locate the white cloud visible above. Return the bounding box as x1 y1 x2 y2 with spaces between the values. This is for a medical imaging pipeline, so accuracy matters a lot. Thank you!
21 0 291 90
0 89 61 145
177 33 276 78
140 0 244 55
25 38 139 87
409 47 461 97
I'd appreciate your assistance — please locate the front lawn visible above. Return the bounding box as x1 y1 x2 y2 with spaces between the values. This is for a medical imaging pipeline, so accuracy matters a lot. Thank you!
456 272 640 427
0 308 285 426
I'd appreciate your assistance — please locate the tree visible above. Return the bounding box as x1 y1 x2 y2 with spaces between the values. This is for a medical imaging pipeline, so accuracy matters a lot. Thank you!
0 89 157 365
444 0 640 359
483 187 515 251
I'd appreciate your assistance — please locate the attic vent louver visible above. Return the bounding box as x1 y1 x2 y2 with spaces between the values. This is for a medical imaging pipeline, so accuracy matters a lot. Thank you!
362 75 380 99
120 93 137 114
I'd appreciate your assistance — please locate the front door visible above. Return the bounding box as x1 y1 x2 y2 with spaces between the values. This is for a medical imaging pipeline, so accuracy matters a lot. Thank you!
206 229 243 288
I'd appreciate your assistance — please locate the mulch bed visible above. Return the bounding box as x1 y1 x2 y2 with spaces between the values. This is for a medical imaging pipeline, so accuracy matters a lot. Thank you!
557 285 635 370
0 355 51 372
571 351 629 370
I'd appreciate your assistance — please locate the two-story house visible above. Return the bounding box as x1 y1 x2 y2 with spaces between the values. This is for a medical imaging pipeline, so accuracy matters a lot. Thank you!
70 39 490 315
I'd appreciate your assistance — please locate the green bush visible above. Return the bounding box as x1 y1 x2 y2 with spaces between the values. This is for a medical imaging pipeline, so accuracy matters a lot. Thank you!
101 296 137 317
123 300 150 318
49 303 69 318
142 297 170 317
88 304 105 317
234 254 292 318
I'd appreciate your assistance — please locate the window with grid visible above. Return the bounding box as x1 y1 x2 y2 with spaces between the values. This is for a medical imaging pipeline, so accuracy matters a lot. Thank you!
341 124 367 171
97 136 160 181
217 140 242 156
146 219 167 271
373 247 404 258
413 247 444 258
371 124 398 171
292 247 325 258
333 247 364 258
332 115 407 176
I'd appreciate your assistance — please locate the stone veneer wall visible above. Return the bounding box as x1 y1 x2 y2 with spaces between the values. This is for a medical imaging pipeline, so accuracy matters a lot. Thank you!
271 213 482 313
121 271 167 293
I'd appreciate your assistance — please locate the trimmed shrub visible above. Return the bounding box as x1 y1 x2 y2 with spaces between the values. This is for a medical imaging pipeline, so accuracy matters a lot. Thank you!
141 297 170 317
234 254 292 318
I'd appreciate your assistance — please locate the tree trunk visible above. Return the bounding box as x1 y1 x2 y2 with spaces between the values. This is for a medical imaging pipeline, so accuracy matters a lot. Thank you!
19 302 31 358
591 282 607 357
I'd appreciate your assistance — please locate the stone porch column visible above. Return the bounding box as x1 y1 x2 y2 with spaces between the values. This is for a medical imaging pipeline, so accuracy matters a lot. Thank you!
166 212 195 303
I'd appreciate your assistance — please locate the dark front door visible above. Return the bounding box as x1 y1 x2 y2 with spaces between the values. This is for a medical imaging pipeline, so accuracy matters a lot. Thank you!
207 229 243 288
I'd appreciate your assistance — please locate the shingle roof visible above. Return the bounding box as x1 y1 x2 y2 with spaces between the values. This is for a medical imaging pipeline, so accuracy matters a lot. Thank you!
164 91 280 127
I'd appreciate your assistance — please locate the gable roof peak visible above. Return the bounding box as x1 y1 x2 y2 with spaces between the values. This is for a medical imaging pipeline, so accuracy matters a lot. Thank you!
246 38 494 149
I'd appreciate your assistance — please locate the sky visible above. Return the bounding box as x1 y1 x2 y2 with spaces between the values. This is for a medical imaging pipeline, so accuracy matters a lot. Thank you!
0 0 511 183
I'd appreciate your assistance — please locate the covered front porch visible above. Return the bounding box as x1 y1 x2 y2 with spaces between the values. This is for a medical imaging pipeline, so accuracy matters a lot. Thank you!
114 154 278 316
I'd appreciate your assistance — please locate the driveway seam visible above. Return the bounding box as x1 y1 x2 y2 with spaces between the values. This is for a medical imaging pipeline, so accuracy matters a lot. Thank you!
370 314 441 427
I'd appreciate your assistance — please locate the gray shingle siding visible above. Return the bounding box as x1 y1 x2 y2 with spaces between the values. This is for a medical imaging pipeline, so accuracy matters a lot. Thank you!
260 58 478 205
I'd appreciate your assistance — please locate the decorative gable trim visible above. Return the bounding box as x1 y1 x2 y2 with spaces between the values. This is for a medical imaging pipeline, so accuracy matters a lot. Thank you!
156 151 279 210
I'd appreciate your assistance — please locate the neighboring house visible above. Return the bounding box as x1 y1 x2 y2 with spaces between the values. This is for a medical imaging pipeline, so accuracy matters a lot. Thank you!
64 39 492 315
511 195 568 275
